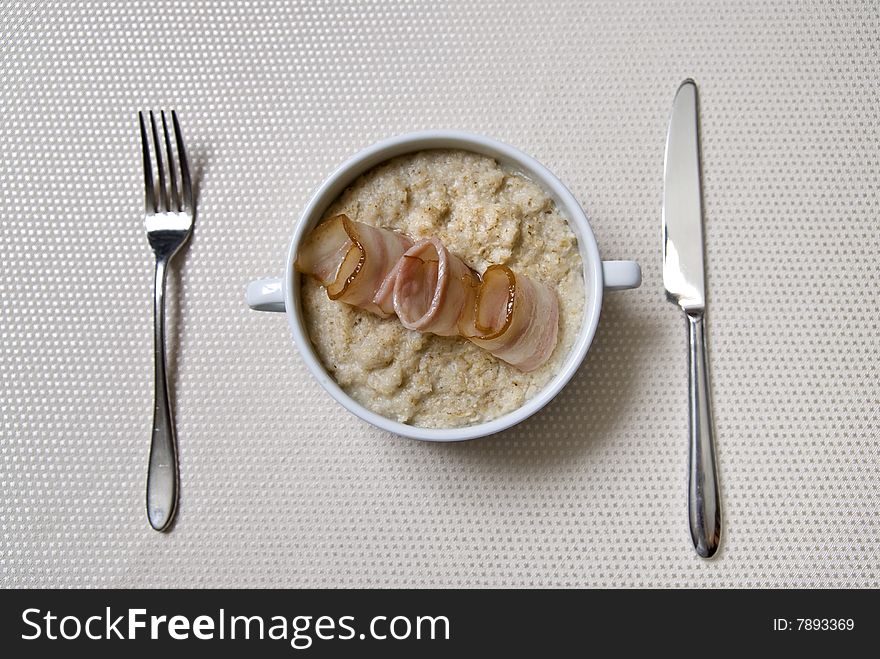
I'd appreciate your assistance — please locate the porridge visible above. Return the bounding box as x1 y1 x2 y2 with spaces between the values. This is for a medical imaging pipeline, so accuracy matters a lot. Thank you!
300 149 585 428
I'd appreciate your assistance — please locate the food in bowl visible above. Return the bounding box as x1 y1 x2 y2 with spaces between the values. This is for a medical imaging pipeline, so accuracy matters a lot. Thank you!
296 215 560 370
298 149 585 428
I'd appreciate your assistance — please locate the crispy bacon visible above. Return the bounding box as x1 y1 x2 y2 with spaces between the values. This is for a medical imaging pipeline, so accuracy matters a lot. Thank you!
296 215 559 371
469 265 559 371
294 215 412 318
392 238 480 337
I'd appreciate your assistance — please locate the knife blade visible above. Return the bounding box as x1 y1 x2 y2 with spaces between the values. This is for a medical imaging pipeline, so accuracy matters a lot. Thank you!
662 79 722 558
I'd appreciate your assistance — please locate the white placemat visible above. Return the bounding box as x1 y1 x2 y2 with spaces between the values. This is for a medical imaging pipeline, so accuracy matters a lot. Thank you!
2 0 878 587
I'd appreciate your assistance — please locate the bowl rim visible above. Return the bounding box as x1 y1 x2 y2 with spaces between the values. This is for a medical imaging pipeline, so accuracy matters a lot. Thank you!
283 130 604 441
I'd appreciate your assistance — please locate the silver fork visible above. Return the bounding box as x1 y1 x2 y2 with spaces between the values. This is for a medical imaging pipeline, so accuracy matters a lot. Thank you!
139 110 193 532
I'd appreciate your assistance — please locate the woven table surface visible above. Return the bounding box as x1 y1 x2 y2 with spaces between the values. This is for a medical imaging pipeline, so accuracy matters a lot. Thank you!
2 0 878 587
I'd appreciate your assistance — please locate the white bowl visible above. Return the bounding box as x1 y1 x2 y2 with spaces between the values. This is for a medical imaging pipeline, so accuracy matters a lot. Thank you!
247 131 641 441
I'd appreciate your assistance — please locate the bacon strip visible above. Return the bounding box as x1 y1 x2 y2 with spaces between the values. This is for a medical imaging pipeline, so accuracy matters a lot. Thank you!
294 215 412 318
469 265 559 372
296 215 559 371
392 238 480 337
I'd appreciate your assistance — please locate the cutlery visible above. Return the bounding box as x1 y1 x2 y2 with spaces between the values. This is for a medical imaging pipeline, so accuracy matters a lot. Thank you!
139 110 193 532
662 80 722 558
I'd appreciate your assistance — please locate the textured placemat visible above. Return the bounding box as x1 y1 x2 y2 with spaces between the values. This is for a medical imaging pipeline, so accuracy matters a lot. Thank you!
1 0 878 587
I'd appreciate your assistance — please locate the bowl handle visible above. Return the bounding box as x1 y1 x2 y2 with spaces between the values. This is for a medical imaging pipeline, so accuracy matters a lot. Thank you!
246 277 285 312
602 261 642 291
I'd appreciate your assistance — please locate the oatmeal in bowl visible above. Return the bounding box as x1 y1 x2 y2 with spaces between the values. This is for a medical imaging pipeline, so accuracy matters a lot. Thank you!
300 149 585 429
246 132 641 441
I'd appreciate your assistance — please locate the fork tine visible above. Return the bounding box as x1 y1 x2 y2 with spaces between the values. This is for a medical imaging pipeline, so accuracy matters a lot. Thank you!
149 111 167 212
138 111 156 214
160 111 180 212
171 111 193 211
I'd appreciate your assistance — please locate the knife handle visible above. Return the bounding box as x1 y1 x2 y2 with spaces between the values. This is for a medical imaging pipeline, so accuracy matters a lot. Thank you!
686 311 722 558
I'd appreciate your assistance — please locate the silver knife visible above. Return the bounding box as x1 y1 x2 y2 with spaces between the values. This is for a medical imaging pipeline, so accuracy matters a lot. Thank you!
662 79 722 558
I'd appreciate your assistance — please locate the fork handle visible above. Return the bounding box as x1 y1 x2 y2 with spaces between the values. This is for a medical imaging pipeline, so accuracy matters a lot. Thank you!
147 257 179 531
686 311 721 557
